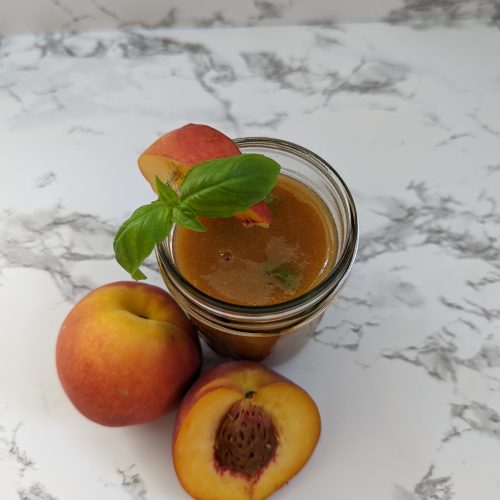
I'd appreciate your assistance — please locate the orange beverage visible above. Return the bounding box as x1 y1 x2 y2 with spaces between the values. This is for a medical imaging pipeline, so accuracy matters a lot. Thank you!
173 174 337 307
157 137 358 362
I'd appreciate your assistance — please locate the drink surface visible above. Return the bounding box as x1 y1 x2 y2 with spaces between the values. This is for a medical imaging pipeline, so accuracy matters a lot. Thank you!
173 174 337 306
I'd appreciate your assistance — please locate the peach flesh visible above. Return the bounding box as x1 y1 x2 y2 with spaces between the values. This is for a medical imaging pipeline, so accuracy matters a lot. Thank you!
138 124 271 227
142 123 240 167
173 361 321 500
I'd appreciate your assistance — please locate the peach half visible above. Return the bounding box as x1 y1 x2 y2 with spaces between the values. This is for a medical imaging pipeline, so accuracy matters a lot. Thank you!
138 123 271 227
173 361 321 499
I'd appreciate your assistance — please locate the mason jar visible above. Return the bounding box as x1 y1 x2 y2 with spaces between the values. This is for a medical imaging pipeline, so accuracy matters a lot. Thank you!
156 137 358 364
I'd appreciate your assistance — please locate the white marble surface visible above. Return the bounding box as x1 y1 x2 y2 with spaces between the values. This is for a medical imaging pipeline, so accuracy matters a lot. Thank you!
1 20 500 500
2 0 500 35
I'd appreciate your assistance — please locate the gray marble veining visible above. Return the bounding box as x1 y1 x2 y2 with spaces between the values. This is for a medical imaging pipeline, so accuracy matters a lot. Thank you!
386 0 500 24
1 19 499 500
3 0 500 35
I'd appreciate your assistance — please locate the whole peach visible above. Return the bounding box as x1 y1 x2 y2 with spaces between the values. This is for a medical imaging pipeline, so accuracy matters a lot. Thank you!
56 281 201 426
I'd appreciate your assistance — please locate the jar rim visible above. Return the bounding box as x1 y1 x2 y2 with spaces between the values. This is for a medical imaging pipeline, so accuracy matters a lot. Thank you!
156 136 358 316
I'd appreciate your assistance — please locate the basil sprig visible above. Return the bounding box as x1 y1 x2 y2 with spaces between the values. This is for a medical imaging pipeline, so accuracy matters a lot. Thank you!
114 154 280 280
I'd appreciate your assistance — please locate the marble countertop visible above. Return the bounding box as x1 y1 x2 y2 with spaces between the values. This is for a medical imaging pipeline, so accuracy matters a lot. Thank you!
1 20 500 500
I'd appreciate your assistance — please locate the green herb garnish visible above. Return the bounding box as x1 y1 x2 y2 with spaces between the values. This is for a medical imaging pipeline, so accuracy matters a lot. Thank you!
265 261 299 288
264 193 281 207
114 154 280 280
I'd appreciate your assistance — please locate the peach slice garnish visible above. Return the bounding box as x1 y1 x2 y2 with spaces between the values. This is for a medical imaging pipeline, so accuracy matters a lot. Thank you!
138 124 271 227
173 361 321 499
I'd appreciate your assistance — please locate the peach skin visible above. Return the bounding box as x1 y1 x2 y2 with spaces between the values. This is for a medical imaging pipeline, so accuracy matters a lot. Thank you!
173 361 321 500
56 281 201 426
138 123 271 227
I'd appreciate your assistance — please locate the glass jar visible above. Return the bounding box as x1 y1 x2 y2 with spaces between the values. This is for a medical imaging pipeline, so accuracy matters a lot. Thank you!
156 137 358 364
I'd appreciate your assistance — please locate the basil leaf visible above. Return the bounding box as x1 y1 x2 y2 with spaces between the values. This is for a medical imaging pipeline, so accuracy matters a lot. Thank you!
156 176 179 205
180 154 280 217
113 201 172 280
172 204 206 232
266 262 299 287
114 152 282 280
265 193 281 207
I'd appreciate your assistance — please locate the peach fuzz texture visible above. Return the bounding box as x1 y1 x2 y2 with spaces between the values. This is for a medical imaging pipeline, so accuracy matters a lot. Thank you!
56 281 201 426
142 123 240 166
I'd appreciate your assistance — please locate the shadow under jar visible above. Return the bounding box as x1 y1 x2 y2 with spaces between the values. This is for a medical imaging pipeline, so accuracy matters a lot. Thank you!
156 137 358 363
